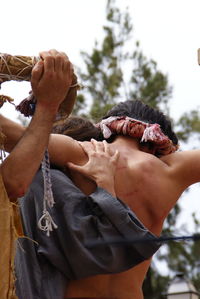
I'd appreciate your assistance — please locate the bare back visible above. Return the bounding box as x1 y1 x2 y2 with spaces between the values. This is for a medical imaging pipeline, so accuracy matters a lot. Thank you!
64 138 186 299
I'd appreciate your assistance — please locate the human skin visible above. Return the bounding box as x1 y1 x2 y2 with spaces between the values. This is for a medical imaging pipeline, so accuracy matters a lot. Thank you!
47 133 199 299
0 49 73 199
1 111 200 298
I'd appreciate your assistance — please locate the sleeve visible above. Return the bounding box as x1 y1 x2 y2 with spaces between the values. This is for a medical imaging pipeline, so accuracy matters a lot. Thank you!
19 169 160 281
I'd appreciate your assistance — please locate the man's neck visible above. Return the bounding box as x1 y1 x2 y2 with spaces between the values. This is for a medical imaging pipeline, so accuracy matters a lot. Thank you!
110 135 157 156
111 136 140 152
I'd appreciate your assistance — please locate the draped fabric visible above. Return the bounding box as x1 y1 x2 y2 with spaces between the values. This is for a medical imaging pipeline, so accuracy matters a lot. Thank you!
0 174 22 299
15 169 160 299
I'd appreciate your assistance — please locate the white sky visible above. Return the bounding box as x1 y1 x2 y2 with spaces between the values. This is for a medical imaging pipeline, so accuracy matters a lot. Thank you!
0 0 199 232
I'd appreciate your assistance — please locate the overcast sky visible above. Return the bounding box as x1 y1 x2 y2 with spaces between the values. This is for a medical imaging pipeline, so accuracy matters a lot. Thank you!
0 0 199 235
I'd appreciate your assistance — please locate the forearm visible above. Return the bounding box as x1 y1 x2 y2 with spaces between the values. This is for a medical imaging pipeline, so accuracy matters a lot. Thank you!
1 104 57 198
0 50 74 199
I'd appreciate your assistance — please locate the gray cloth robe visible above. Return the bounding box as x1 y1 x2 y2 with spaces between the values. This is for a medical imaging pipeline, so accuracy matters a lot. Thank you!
15 169 160 299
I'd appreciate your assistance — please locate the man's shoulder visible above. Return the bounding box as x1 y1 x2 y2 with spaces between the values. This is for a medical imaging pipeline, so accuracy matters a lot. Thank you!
160 149 200 187
129 151 169 171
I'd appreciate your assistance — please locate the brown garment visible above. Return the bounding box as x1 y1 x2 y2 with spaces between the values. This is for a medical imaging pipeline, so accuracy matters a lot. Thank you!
0 174 22 299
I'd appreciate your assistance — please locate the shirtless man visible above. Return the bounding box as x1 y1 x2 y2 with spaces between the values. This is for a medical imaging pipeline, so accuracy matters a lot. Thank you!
2 83 197 298
46 100 195 299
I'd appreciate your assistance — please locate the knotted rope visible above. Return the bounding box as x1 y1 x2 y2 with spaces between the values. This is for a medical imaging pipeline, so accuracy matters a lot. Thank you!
0 53 81 118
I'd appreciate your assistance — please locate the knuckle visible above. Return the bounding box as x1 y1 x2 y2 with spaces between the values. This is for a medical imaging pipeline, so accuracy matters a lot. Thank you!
64 60 71 67
45 56 54 63
55 53 63 60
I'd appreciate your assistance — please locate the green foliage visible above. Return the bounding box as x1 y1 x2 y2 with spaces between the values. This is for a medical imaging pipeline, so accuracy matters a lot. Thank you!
186 214 200 291
75 0 171 121
130 46 172 111
165 203 181 227
143 267 169 299
72 94 87 117
73 0 200 296
176 109 200 141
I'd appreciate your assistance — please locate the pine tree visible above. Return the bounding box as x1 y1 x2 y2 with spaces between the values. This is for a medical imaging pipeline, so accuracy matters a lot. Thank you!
74 0 200 297
75 0 172 121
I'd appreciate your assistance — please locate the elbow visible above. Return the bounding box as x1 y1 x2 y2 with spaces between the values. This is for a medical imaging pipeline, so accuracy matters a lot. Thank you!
0 165 29 199
8 186 26 199
3 179 27 200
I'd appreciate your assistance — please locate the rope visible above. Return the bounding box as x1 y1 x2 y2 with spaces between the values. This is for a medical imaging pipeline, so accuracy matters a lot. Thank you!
85 234 200 248
0 53 82 236
0 54 36 82
38 149 58 236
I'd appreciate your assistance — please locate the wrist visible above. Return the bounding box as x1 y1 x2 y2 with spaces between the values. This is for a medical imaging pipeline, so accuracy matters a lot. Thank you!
35 102 58 120
96 178 116 197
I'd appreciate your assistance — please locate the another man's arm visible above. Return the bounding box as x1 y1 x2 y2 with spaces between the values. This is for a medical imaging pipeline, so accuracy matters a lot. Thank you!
161 149 200 189
0 49 73 199
67 139 119 197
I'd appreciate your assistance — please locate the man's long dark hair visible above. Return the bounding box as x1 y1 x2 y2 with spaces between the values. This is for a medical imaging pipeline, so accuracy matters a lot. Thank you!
52 115 103 141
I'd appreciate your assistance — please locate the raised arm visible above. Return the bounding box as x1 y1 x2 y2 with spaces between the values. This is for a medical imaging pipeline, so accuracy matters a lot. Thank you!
0 49 73 199
161 149 200 190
